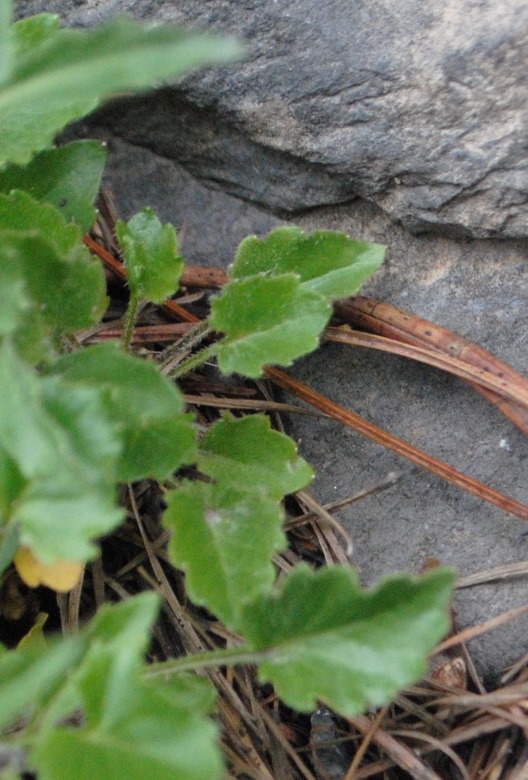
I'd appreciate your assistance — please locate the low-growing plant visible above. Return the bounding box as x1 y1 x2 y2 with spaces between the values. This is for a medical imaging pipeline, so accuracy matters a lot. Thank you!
0 3 454 778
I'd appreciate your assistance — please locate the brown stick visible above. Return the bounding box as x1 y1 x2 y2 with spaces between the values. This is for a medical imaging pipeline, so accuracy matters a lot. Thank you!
265 366 528 523
335 297 528 435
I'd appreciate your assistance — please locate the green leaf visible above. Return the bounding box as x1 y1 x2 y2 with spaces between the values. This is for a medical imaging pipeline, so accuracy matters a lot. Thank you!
0 341 123 562
0 191 107 360
0 633 84 732
0 0 12 86
0 521 20 579
30 593 222 780
33 673 222 780
0 257 30 336
199 413 313 499
1 15 243 167
51 343 197 482
116 208 183 304
0 141 107 232
0 593 157 735
164 481 286 627
0 443 25 517
231 227 386 300
211 273 332 377
238 565 455 715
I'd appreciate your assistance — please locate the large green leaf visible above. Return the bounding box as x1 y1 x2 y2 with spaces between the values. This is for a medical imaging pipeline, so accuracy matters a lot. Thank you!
211 273 332 377
116 208 183 304
164 481 286 627
0 341 123 562
1 14 242 167
0 141 107 231
198 414 313 499
51 343 197 482
231 227 386 300
238 565 454 715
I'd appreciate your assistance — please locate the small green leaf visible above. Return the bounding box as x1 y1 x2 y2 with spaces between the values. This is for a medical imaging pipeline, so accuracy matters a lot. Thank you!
164 481 286 627
0 141 107 232
52 343 197 481
238 565 454 715
0 341 123 563
0 191 107 359
1 15 242 167
116 208 183 303
231 227 386 301
199 413 313 499
211 273 332 377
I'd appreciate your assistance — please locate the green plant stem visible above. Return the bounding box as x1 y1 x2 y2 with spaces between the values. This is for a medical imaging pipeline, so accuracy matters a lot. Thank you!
144 643 269 679
122 293 141 351
168 342 219 379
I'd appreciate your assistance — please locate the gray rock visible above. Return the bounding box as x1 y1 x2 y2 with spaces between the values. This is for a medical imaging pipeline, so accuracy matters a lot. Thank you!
15 0 528 238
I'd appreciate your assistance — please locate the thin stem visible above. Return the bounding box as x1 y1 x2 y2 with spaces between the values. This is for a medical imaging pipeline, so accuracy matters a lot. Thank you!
144 644 268 679
168 342 219 380
158 319 212 368
122 294 140 351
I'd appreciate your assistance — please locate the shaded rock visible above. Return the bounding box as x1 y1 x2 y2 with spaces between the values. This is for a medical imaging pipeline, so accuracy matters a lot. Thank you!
15 0 528 238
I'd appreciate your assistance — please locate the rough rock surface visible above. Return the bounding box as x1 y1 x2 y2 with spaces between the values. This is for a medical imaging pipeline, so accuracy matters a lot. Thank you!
16 1 528 679
16 0 528 238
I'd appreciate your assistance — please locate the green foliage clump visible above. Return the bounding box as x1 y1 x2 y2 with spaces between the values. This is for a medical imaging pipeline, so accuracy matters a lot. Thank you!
0 3 454 778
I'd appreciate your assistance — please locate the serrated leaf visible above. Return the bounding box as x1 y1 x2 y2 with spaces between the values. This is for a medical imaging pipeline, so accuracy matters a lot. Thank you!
0 191 107 360
0 141 107 231
1 15 242 167
199 413 313 499
51 343 197 482
116 208 183 303
231 227 386 300
211 273 332 377
238 565 454 715
0 341 123 563
164 481 286 627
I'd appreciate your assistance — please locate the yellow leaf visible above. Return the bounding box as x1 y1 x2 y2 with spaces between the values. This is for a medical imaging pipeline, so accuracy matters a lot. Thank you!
17 611 49 650
14 546 83 592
